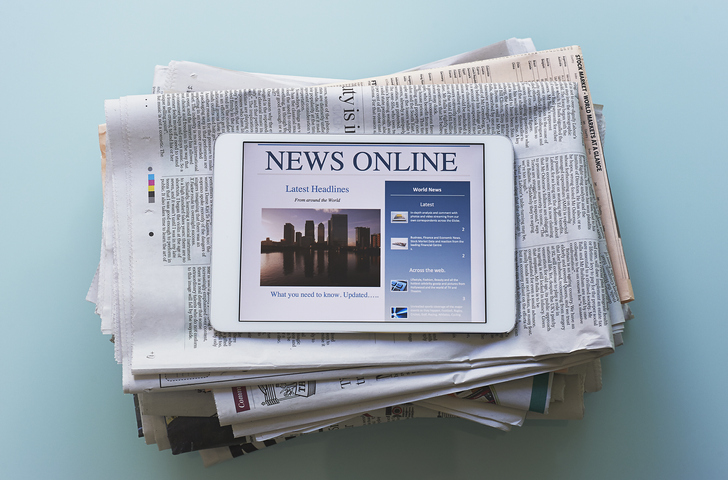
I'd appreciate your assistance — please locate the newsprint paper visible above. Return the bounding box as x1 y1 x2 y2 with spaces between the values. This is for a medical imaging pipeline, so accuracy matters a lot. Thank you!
103 79 619 385
90 41 626 460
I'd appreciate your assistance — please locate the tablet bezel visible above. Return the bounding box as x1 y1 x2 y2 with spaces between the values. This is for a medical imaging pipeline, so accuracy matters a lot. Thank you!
210 133 515 333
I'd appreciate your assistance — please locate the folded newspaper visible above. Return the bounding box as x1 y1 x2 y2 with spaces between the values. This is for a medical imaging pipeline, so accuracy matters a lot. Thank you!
87 38 633 465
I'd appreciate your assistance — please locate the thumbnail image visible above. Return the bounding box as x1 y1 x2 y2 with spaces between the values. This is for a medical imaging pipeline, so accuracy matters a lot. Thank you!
259 208 381 287
391 280 408 292
391 211 408 223
391 237 408 250
391 307 408 319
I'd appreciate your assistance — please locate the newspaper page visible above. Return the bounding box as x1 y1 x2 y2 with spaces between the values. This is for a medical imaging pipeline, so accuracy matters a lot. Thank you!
156 61 344 94
210 352 598 438
210 371 549 431
123 330 599 395
104 98 134 369
526 372 586 420
325 45 633 303
116 76 619 401
90 124 116 337
211 369 486 427
450 372 552 413
399 38 536 72
153 38 536 95
95 41 593 397
189 373 583 460
208 370 552 438
104 80 617 378
230 399 517 439
91 38 537 314
415 397 527 429
126 363 465 394
250 402 516 439
125 358 549 394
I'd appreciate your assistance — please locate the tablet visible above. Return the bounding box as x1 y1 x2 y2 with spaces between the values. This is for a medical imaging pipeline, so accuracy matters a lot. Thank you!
210 134 515 333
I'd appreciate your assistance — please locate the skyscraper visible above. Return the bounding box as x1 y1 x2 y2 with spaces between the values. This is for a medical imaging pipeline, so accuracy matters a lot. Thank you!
355 226 371 249
302 220 315 247
329 214 348 248
371 233 381 248
317 222 325 244
283 222 295 245
305 220 315 241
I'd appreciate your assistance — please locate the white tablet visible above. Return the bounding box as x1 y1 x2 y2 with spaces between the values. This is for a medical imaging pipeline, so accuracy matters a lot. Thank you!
210 134 515 334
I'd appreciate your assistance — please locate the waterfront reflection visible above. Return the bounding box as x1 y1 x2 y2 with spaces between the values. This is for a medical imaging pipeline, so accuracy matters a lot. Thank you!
260 249 380 286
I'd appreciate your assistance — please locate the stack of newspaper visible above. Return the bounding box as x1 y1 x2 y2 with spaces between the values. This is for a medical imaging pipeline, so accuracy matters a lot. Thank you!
87 38 634 466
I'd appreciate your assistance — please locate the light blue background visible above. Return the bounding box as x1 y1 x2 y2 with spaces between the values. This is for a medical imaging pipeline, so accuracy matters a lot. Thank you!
1 1 726 478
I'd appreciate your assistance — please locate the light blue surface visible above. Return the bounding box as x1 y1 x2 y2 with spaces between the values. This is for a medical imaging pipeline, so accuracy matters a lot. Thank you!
1 1 726 478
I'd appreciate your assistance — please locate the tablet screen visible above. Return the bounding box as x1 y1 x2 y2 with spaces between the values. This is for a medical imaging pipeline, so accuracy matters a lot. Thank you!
210 134 515 333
